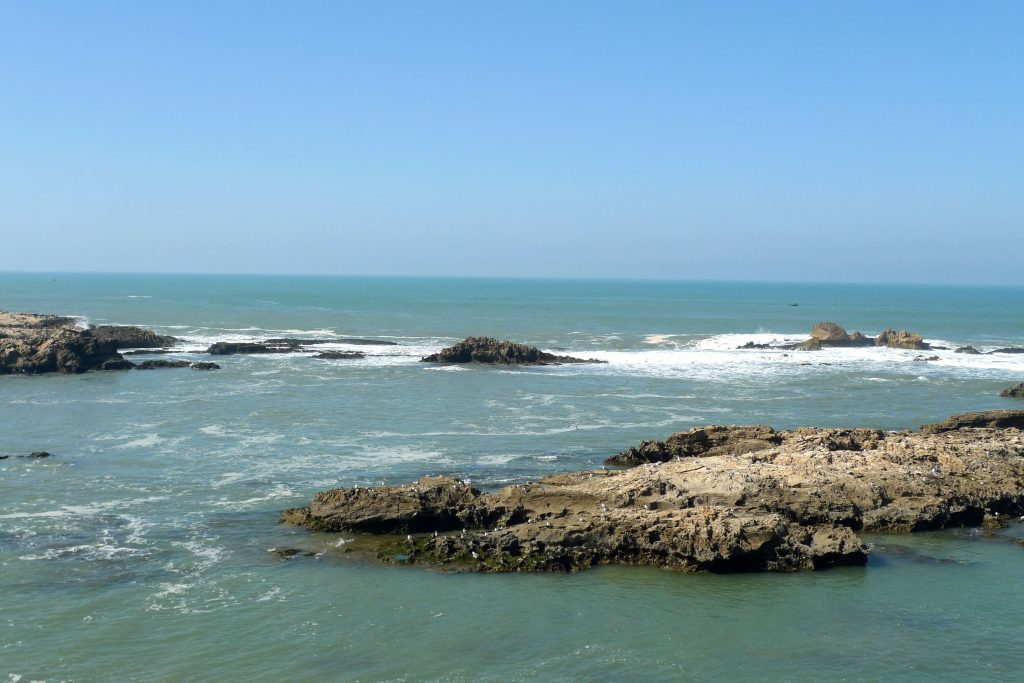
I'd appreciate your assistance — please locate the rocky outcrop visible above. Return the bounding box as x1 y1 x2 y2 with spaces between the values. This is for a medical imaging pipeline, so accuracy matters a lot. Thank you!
283 411 1024 574
0 312 133 374
991 347 1024 354
1000 383 1024 399
91 325 178 349
876 328 930 350
955 346 981 355
314 351 365 360
190 362 220 370
736 341 771 350
421 337 604 365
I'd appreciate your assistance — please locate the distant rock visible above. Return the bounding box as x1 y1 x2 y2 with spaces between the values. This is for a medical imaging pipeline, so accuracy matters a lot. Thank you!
737 341 771 350
269 547 316 560
313 351 365 360
991 347 1024 354
190 362 220 370
421 337 605 365
876 328 930 350
913 355 940 362
811 322 849 342
135 360 191 370
955 346 981 355
91 325 178 349
1000 383 1024 399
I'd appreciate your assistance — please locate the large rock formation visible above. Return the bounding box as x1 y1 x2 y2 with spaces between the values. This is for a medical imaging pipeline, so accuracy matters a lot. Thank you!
810 322 850 342
421 337 604 365
283 410 1024 574
0 312 134 374
91 325 178 348
776 322 929 352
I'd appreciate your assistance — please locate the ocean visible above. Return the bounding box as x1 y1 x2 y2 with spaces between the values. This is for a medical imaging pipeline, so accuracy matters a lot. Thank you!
2 273 1024 681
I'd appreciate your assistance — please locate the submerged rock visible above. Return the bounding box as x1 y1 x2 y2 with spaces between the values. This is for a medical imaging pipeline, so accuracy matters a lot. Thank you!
0 451 51 460
190 362 220 370
285 411 1024 574
1000 383 1024 399
955 346 981 355
313 351 366 360
991 347 1024 354
208 338 395 355
421 337 604 365
135 360 191 370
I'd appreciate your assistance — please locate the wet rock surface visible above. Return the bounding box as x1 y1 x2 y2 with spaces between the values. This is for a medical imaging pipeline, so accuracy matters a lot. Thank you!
0 311 133 374
190 362 220 370
283 411 1024 574
0 451 51 460
421 337 605 365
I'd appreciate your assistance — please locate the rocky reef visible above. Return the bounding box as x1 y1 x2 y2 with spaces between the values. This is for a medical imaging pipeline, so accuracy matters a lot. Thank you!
0 311 134 374
421 337 604 365
283 410 1024 574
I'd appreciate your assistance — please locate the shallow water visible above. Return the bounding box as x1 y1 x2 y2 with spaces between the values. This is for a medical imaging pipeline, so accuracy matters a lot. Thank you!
2 274 1023 681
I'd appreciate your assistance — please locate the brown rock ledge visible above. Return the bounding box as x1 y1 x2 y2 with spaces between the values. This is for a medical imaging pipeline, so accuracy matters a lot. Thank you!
281 410 1024 574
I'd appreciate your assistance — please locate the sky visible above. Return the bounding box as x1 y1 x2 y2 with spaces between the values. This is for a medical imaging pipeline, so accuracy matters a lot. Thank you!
1 1 1021 284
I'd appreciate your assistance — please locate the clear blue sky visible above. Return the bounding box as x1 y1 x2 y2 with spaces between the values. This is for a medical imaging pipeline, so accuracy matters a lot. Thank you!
1 1 1021 283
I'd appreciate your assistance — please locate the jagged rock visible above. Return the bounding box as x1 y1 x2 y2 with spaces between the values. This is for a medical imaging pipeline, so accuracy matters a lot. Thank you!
737 341 770 350
420 337 605 365
920 410 1024 433
913 355 940 362
91 325 178 348
313 351 365 360
0 312 132 374
135 360 191 370
955 346 981 355
190 362 220 370
876 328 930 350
811 322 849 342
1000 383 1024 399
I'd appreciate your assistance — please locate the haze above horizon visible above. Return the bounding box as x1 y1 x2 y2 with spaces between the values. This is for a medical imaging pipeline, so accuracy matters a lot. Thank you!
2 2 1021 285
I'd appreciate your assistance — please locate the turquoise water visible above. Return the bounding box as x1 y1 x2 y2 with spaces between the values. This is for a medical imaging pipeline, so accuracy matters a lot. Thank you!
2 274 1024 681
